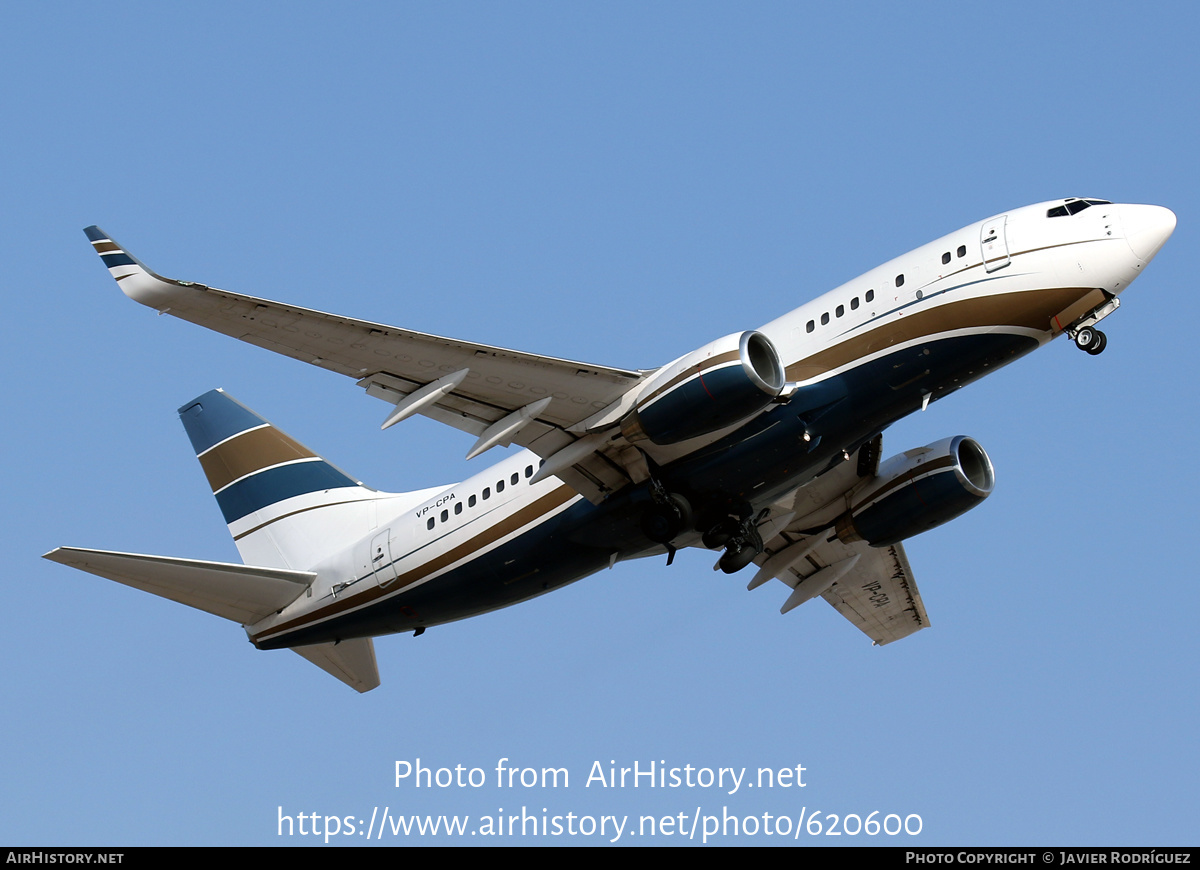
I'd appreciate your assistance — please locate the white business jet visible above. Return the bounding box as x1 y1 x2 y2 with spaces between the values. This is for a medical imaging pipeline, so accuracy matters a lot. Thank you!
46 198 1175 691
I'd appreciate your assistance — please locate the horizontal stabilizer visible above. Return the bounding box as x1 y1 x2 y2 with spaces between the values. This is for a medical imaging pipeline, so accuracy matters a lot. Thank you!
291 639 380 693
43 547 314 625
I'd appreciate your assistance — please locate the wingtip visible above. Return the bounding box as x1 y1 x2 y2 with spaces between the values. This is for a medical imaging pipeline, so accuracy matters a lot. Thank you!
83 226 141 276
82 226 186 309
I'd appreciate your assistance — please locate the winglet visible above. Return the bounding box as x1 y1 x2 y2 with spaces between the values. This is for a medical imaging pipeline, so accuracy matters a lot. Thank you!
82 225 187 310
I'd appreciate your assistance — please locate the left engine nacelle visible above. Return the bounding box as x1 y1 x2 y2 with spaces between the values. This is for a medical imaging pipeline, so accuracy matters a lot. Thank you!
620 331 786 446
835 436 995 547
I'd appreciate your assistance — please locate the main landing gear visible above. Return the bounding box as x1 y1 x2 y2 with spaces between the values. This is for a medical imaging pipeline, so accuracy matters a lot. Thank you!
639 479 692 544
638 478 766 575
703 507 768 574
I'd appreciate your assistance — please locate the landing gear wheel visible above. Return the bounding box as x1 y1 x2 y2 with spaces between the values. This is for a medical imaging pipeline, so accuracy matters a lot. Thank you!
718 542 758 574
1075 326 1098 352
702 519 739 550
1086 329 1107 355
640 494 692 544
714 512 765 573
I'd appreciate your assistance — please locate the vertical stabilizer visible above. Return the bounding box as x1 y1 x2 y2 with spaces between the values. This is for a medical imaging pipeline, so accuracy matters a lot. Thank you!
179 389 401 571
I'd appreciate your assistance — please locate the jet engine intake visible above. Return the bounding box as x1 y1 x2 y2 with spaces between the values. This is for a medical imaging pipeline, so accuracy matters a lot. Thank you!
621 331 785 445
835 436 995 547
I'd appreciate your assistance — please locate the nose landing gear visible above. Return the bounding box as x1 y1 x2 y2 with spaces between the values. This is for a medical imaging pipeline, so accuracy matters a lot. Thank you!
1074 326 1107 355
1067 294 1119 356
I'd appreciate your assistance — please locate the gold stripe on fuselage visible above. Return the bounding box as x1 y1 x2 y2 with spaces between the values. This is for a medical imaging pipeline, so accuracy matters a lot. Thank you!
785 286 1095 383
252 483 579 643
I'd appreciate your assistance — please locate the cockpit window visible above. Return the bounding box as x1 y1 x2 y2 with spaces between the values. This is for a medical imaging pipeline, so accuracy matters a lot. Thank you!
1047 198 1112 218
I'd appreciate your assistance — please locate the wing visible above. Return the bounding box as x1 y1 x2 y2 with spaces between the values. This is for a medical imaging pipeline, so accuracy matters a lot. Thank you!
748 438 930 645
85 227 648 502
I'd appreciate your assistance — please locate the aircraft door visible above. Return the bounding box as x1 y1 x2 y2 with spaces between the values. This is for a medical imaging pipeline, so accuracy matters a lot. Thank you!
371 529 398 587
981 215 1011 272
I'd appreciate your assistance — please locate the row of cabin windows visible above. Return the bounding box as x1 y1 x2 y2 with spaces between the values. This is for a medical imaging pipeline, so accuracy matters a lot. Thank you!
426 464 537 530
803 244 968 333
807 289 875 332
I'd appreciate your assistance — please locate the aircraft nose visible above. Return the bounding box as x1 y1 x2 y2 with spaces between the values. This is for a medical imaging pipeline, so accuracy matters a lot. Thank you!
1120 204 1176 262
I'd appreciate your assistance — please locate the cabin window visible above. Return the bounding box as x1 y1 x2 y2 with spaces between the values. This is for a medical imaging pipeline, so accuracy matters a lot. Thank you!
866 289 875 302
525 465 533 478
895 274 905 287
836 304 844 317
440 510 448 523
957 245 966 258
806 320 815 333
821 312 829 325
454 502 463 515
851 297 859 310
496 480 505 493
427 518 435 530
483 487 490 500
942 252 951 265
469 494 477 507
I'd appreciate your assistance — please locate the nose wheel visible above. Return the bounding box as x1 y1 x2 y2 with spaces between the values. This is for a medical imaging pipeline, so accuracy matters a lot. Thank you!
1074 326 1107 355
1068 295 1118 356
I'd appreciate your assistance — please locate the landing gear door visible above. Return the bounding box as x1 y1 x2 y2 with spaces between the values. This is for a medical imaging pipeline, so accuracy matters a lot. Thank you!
371 529 398 587
981 215 1011 272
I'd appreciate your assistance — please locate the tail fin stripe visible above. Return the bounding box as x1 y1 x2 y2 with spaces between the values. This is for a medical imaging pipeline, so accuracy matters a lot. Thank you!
213 456 324 495
179 392 270 455
199 426 317 492
214 459 360 523
196 423 270 458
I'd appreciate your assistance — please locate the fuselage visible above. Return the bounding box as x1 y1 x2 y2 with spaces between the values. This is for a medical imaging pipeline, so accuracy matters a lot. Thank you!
248 198 1175 649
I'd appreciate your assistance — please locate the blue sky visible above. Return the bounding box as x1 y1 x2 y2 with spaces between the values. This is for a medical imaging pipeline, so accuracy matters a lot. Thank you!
3 1 1196 846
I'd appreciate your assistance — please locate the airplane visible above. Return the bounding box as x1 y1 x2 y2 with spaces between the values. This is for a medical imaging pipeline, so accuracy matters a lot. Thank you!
45 197 1175 692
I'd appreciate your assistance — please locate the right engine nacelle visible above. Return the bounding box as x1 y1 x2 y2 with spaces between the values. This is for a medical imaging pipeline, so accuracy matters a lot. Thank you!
620 330 786 446
835 436 995 547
